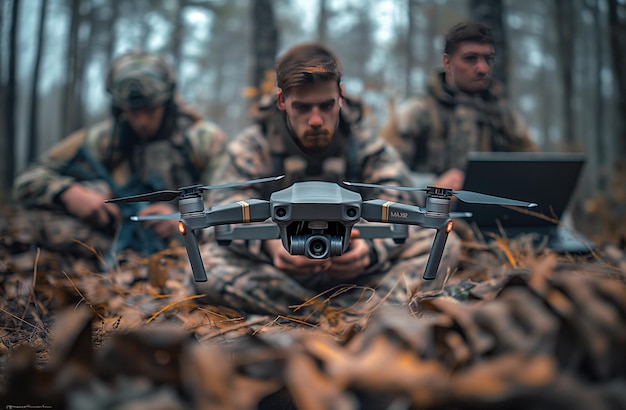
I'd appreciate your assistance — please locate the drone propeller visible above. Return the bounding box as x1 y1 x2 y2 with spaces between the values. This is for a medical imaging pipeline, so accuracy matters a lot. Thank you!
343 181 429 193
343 181 537 208
130 213 180 222
106 175 284 204
450 211 473 219
450 189 536 207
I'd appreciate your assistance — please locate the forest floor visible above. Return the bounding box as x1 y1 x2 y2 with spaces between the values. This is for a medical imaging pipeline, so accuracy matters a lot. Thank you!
1 185 625 409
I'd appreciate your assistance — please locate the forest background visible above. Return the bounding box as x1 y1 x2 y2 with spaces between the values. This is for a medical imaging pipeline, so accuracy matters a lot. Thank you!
1 0 625 241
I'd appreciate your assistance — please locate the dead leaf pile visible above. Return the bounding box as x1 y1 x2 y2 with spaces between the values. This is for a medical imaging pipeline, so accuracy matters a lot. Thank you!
1 204 626 409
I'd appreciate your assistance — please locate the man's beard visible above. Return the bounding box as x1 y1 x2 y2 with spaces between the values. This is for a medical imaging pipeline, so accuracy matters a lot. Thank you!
285 116 337 154
301 129 332 151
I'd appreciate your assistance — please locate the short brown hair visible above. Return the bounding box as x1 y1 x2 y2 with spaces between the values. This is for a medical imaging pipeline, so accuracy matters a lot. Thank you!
444 20 494 55
275 42 343 96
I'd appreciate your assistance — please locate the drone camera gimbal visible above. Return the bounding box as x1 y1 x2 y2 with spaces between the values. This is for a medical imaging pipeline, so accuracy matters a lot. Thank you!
271 181 362 259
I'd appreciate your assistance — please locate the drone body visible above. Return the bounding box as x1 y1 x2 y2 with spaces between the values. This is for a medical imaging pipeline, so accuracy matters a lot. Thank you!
106 177 537 283
270 181 362 258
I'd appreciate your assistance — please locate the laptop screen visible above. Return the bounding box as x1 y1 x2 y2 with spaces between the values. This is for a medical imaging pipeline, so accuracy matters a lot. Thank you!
455 152 586 229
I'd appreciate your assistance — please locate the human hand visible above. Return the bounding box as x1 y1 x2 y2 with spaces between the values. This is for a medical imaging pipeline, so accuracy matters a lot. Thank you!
60 183 121 227
137 203 179 239
263 238 331 276
326 229 370 279
433 168 465 190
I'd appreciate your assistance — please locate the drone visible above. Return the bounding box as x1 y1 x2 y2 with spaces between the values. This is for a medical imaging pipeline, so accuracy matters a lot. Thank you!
105 176 537 282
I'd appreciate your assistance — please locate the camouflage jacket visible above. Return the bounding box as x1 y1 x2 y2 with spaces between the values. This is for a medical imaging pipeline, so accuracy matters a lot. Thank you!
210 96 417 270
389 71 537 175
13 105 228 209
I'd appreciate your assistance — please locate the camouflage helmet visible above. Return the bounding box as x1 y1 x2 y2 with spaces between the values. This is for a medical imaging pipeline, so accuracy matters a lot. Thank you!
105 50 176 109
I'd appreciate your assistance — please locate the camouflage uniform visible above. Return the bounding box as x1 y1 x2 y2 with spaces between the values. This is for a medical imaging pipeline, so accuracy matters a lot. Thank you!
196 97 460 318
12 52 227 260
388 71 537 182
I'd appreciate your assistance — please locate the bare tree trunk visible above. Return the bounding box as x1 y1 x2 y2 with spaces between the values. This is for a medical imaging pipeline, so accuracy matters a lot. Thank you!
608 0 626 159
405 0 416 94
75 0 94 126
538 62 552 148
0 0 4 93
353 1 374 82
105 0 119 62
139 1 151 49
425 3 438 76
555 0 576 148
1 0 19 201
590 0 605 167
250 0 278 93
469 0 508 90
28 0 48 163
62 0 81 136
0 1 6 186
212 47 225 117
171 0 185 73
317 0 328 44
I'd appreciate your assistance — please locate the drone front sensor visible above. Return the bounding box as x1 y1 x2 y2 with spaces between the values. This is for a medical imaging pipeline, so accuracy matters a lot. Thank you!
270 181 363 258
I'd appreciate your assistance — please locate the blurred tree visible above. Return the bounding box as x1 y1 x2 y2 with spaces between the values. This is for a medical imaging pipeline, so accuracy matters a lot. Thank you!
138 0 153 49
317 0 329 44
1 0 19 201
588 0 607 172
250 0 278 97
171 0 185 73
0 2 4 193
62 0 82 136
608 0 626 158
198 1 250 136
104 0 120 61
330 1 376 85
168 0 222 88
27 0 48 163
555 0 576 148
506 1 556 148
405 0 417 93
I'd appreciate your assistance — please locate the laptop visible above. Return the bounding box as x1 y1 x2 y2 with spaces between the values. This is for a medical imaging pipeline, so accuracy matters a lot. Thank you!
455 151 593 253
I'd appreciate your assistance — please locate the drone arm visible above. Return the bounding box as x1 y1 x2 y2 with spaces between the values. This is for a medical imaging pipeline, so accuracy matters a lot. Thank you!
361 200 428 226
204 199 271 227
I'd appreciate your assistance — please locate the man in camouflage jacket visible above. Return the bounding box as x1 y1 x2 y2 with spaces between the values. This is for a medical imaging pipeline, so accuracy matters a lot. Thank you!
196 43 460 320
13 51 227 260
383 20 537 191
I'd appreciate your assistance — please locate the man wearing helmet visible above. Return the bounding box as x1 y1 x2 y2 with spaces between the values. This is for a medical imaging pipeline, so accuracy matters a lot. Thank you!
13 50 227 261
